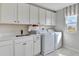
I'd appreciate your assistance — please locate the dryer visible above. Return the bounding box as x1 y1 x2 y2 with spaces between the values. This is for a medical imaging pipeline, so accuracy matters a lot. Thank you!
54 32 62 50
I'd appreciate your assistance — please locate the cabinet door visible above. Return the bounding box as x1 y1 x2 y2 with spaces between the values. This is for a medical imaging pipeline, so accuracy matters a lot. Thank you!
52 13 56 26
15 43 25 56
39 8 46 25
34 39 41 55
30 5 39 24
1 3 17 23
18 3 30 24
46 10 52 25
25 41 33 56
0 40 13 56
0 45 13 56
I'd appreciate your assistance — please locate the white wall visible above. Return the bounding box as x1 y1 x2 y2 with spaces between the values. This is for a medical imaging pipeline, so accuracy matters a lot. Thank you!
56 9 79 52
55 9 65 31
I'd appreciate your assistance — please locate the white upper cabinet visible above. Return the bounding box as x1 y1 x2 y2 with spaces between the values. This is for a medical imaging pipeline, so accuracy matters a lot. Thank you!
18 3 30 24
46 10 52 25
0 3 56 25
51 12 56 26
1 3 17 24
30 5 39 24
39 8 46 25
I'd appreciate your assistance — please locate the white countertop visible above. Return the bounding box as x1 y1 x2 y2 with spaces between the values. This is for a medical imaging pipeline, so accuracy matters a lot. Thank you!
0 34 41 42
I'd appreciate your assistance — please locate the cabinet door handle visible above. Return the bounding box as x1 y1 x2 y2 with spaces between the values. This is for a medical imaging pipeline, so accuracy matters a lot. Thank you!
17 21 19 23
37 37 40 38
38 22 40 24
14 21 16 22
23 43 26 45
34 41 36 43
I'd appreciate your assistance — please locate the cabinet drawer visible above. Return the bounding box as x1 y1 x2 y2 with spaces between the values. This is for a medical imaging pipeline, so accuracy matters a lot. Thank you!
15 36 33 43
22 36 33 41
15 37 26 43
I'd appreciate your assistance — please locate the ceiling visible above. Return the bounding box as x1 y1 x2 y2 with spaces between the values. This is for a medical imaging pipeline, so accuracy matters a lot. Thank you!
34 3 74 11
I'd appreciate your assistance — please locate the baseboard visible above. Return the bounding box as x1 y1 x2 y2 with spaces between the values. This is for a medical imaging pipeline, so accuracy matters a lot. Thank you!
63 46 79 53
34 52 41 56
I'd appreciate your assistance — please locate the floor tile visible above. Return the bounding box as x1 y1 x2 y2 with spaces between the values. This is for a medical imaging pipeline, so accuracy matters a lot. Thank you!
39 48 79 56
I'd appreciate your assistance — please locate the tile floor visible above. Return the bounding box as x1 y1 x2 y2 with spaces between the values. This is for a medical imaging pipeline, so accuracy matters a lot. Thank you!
40 48 79 56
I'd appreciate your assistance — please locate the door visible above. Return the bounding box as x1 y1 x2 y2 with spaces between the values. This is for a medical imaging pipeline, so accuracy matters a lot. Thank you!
25 41 33 56
18 3 30 24
46 10 52 25
39 8 46 25
30 5 39 24
15 43 25 56
51 12 56 26
0 40 13 56
1 3 17 24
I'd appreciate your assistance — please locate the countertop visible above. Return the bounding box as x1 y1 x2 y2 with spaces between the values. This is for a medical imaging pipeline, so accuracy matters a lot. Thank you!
16 34 40 37
16 34 31 37
0 33 41 42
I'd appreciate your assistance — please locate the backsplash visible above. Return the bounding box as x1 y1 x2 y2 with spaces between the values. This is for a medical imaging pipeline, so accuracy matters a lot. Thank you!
0 24 28 37
28 25 55 31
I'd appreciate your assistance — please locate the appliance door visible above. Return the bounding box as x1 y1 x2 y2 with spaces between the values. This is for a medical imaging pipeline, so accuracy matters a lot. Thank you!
42 33 54 55
54 32 62 50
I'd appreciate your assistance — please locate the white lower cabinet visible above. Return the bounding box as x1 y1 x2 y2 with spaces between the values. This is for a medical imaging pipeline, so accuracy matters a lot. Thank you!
15 36 33 56
33 35 41 55
15 35 41 56
0 40 13 56
15 43 25 56
15 41 33 56
25 41 33 56
0 35 41 56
